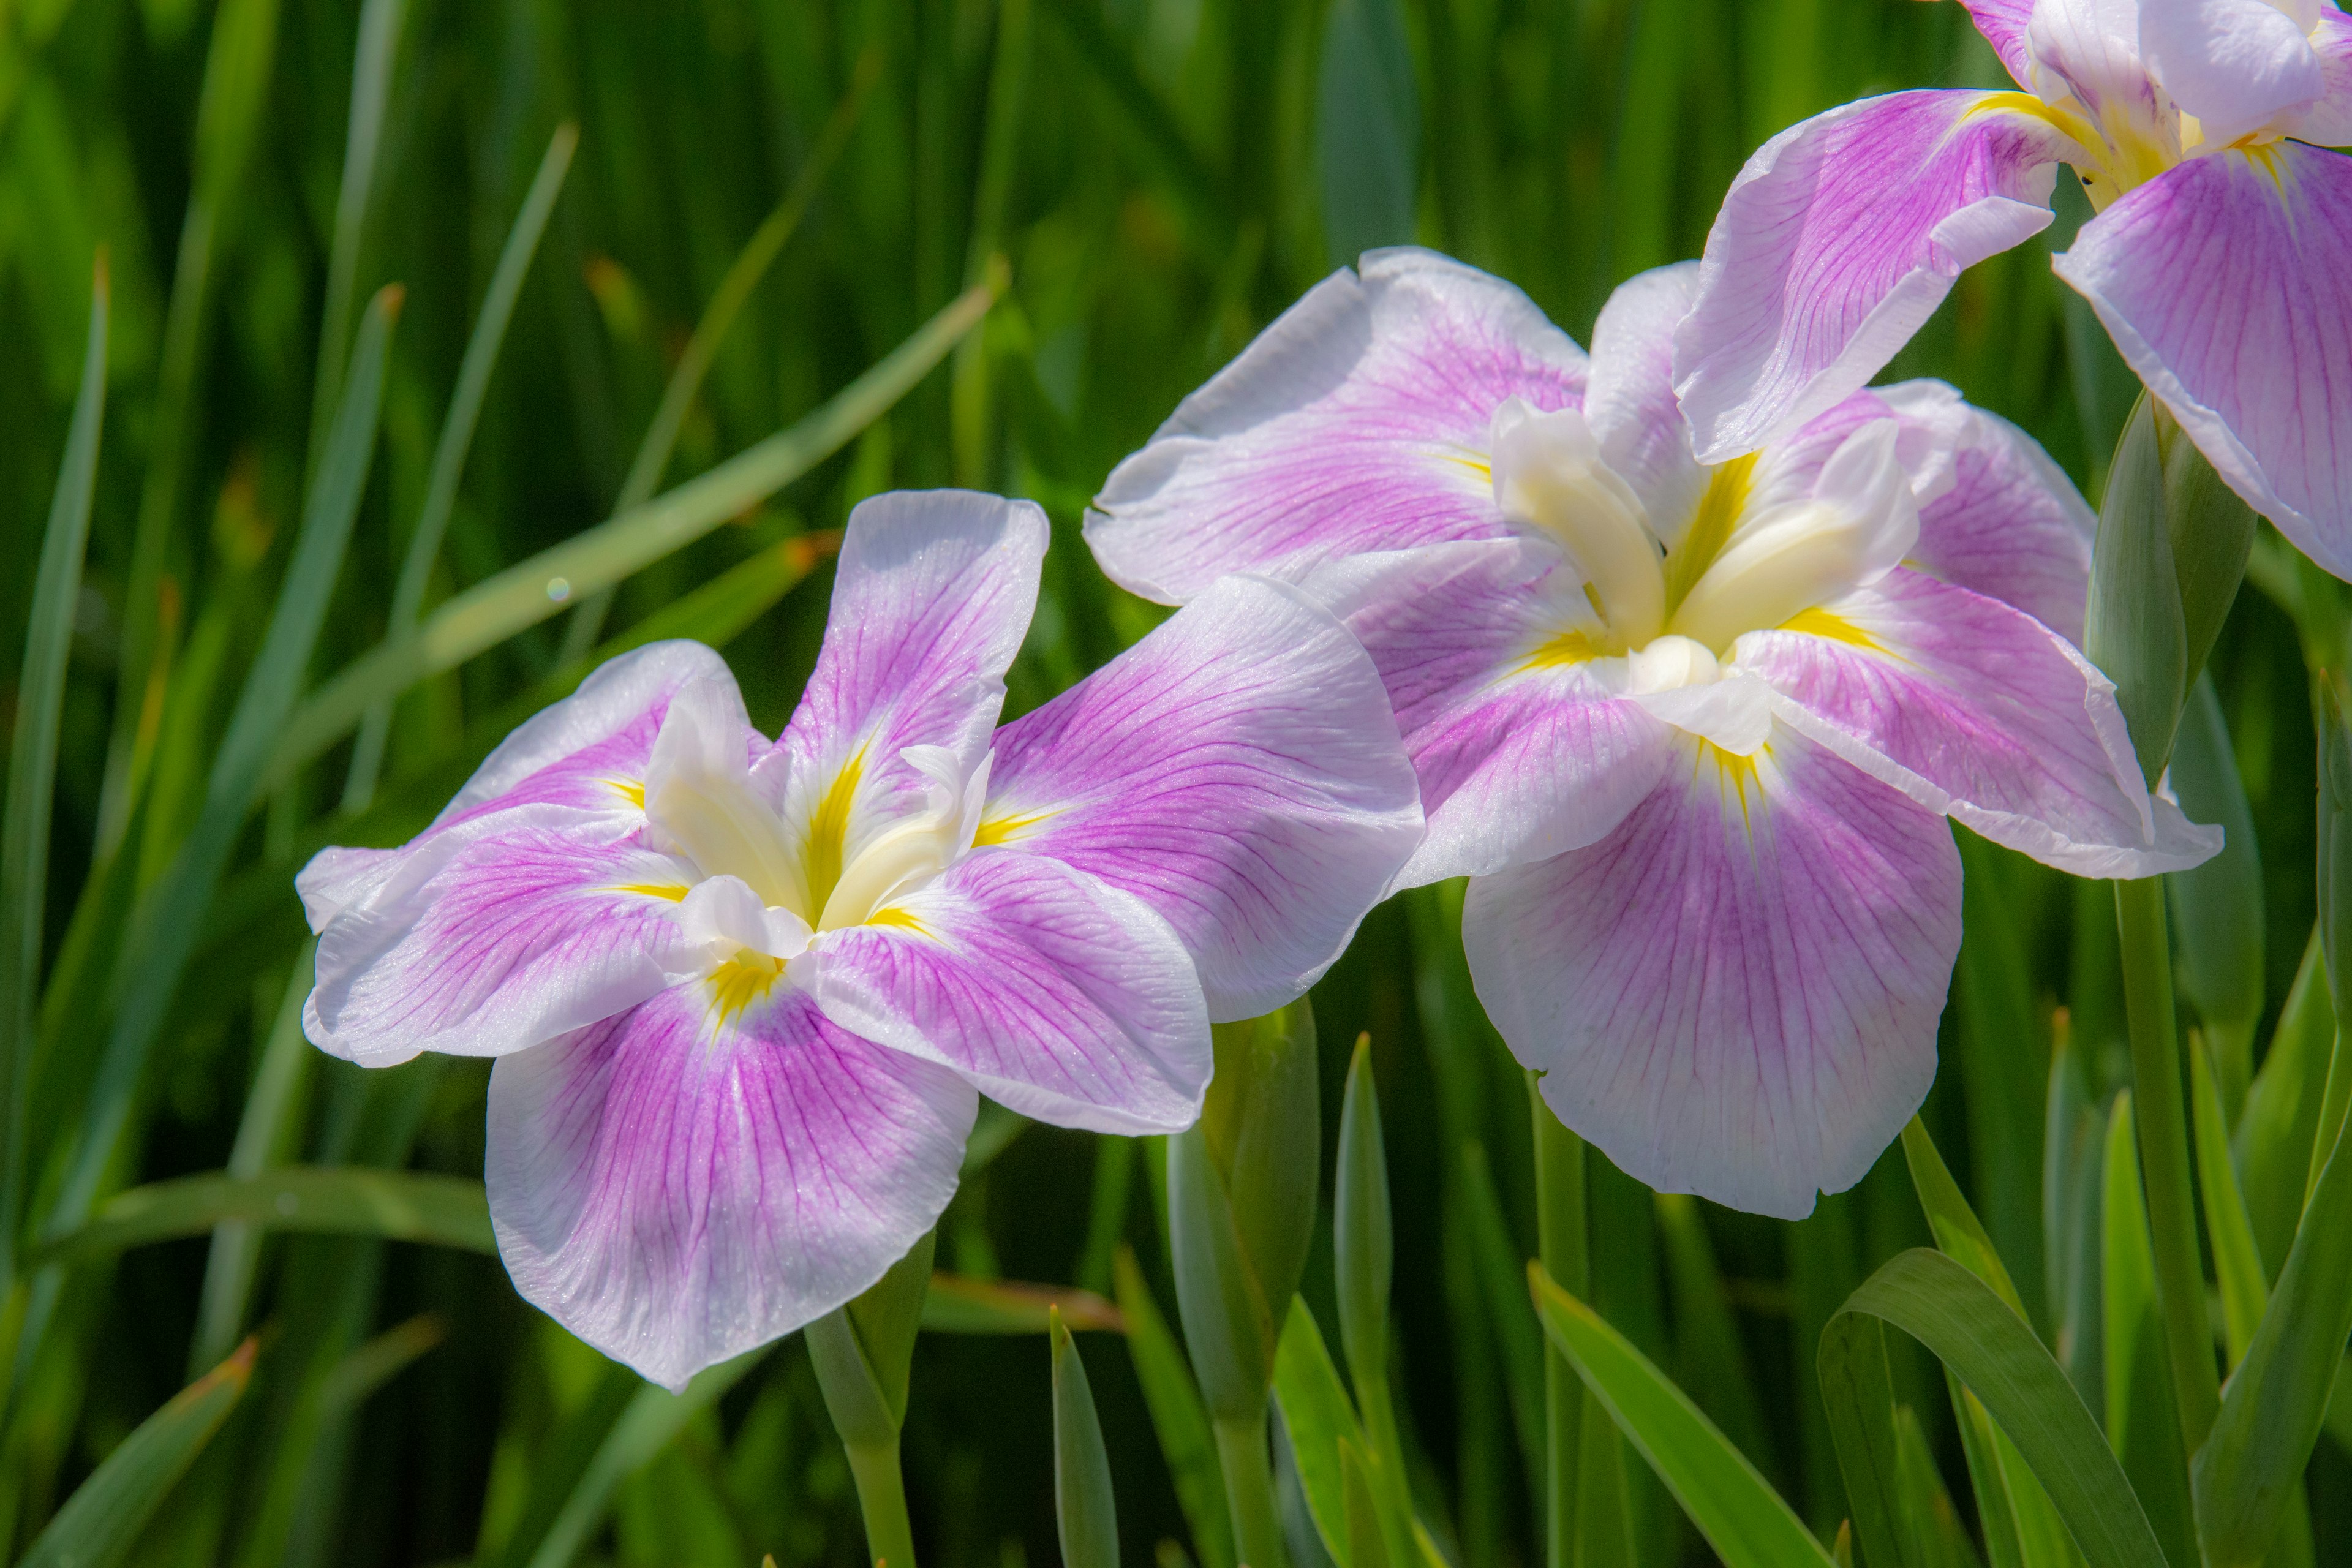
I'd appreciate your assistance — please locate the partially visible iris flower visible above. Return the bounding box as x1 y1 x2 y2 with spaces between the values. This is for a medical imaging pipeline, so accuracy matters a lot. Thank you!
1088 251 2215 1217
300 491 1420 1387
1672 0 2352 572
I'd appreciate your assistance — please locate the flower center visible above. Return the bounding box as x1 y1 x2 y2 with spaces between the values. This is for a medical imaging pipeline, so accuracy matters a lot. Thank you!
641 696 984 946
1488 404 1919 665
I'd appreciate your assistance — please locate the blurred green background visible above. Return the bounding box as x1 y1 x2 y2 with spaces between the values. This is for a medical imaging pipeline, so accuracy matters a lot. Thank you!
0 0 2341 1564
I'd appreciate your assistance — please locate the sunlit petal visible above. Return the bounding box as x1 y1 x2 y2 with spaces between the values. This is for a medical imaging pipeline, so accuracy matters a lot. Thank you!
1673 90 2076 461
1466 731 1961 1219
806 851 1210 1134
487 986 975 1390
984 574 1423 1020
2054 141 2352 575
1084 247 1587 602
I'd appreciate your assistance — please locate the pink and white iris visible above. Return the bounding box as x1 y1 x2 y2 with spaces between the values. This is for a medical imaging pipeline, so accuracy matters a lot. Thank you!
298 491 1420 1387
1087 250 2217 1218
1672 0 2352 573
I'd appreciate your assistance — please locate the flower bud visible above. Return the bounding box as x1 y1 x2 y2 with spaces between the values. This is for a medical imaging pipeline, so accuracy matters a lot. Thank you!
1170 1001 1321 1420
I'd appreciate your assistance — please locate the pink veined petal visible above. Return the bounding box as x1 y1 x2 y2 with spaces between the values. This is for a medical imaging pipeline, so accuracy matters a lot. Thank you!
767 490 1047 853
299 641 738 930
1084 247 1588 604
304 822 706 1067
2141 0 2325 145
984 574 1423 1022
1586 262 1708 537
487 984 976 1390
805 851 1210 1134
1465 729 1963 1220
2293 9 2352 144
1672 90 2076 462
1736 570 2220 875
443 640 742 830
2029 0 2169 121
1302 540 1677 886
1962 0 2040 85
2054 143 2352 576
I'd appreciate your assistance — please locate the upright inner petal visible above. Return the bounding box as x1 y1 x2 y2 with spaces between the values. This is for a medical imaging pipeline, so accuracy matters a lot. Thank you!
1488 398 1667 647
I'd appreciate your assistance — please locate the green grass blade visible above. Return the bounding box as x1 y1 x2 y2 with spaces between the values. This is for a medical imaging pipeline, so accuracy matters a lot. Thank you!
36 1167 495 1264
267 274 997 793
2235 925 2331 1278
2190 1038 2268 1366
1900 1116 2029 1318
559 56 873 659
1273 1297 1364 1567
2167 676 2264 1108
1054 1306 1123 1568
42 282 401 1243
1316 0 1418 268
1656 1194 1775 1484
1 251 106 1293
306 0 407 477
1836 1250 2168 1568
919 1273 1123 1335
96 0 282 862
1528 1263 1836 1568
517 1349 767 1568
1115 1245 1238 1568
189 940 319 1371
2193 1113 2352 1566
341 120 578 810
1817 1311 1913 1568
17 1338 255 1568
2101 1093 2197 1565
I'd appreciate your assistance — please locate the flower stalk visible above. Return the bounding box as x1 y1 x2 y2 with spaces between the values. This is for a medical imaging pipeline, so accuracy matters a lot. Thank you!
1528 1073 1587 1568
810 1231 936 1568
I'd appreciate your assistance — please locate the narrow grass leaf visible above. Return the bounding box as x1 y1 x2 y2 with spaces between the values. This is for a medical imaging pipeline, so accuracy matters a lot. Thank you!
46 282 401 1245
1817 1310 1912 1568
1054 1306 1122 1568
268 274 996 790
2167 677 2263 1107
344 121 579 809
37 1167 494 1264
919 1273 1123 1335
1834 1250 2166 1568
2235 926 2331 1276
2193 1115 2352 1567
2190 1039 2267 1365
1273 1297 1363 1567
306 0 407 475
1528 1263 1836 1568
1 252 106 1290
1115 1245 1237 1568
18 1338 254 1568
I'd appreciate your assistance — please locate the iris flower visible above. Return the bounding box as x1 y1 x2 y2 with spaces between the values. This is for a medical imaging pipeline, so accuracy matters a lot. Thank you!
299 491 1420 1386
1088 251 2214 1216
1672 0 2352 571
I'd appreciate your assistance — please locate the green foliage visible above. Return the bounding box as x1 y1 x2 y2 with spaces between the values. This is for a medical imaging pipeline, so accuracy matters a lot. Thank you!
1 4 2340 1566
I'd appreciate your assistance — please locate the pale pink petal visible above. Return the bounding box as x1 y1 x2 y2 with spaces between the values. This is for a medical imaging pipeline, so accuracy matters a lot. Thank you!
2293 10 2352 144
1084 247 1588 603
767 489 1047 850
304 823 704 1067
488 984 976 1390
298 642 736 930
1963 0 2039 85
2141 0 2324 145
1672 91 2077 461
984 575 1422 1021
1302 540 1676 885
1466 731 1962 1219
2053 143 2352 576
1586 262 1708 536
2029 0 2169 122
805 851 1209 1134
1736 570 2219 876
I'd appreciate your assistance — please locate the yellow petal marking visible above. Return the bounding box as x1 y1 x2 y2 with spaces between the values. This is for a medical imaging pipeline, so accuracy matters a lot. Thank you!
1517 627 1605 674
612 882 690 902
1778 606 1888 656
609 778 646 810
1663 454 1760 616
973 807 1057 847
864 905 929 935
802 745 867 916
707 952 786 1025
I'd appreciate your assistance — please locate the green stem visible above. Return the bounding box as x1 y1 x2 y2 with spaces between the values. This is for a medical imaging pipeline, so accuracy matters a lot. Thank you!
2310 1027 2351 1210
2113 877 2222 1457
1212 1409 1289 1568
843 1438 919 1568
1529 1074 1587 1568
